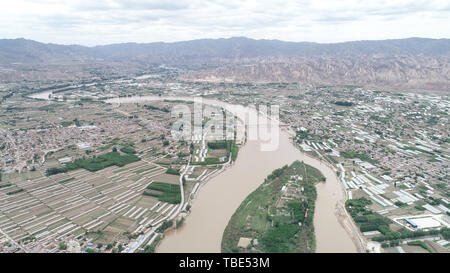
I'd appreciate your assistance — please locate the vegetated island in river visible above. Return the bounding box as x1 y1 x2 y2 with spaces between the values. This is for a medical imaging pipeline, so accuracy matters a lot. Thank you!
221 160 326 253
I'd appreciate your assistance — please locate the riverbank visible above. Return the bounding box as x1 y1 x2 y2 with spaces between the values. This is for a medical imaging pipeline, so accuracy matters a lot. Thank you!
30 92 359 252
102 95 358 252
285 131 365 252
157 129 357 253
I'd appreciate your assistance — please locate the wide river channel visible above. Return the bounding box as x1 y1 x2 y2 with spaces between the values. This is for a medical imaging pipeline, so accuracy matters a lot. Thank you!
104 95 358 253
31 92 358 252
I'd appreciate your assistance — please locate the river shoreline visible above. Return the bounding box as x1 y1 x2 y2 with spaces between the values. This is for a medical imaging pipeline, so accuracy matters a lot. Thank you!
156 129 358 252
285 130 364 252
31 92 360 253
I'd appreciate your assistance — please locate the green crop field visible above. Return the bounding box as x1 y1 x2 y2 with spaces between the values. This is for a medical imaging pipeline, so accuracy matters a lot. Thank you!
46 151 140 176
144 182 181 204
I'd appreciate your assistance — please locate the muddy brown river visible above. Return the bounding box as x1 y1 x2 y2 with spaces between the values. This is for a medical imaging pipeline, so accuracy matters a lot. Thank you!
103 95 357 252
157 130 357 252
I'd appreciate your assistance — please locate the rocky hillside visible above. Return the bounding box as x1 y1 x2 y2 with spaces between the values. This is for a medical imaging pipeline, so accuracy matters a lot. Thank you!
0 37 448 92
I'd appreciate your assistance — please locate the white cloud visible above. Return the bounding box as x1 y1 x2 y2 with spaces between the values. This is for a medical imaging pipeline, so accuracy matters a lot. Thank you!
0 0 449 45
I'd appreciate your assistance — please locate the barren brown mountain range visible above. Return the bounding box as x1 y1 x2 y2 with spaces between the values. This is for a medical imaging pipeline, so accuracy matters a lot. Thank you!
0 37 448 92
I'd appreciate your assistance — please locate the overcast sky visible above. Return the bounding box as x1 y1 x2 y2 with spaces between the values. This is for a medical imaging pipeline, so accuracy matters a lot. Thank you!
1 0 449 46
